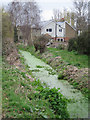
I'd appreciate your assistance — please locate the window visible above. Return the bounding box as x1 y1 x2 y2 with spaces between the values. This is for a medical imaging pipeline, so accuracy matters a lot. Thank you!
46 28 52 32
58 39 60 41
46 29 48 32
49 28 52 32
61 39 63 42
59 29 62 32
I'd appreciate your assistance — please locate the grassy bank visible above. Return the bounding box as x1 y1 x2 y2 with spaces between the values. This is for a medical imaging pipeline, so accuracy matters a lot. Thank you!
48 48 88 68
2 54 69 118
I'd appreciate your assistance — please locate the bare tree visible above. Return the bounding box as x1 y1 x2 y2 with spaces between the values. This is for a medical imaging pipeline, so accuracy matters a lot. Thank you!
53 9 75 27
73 0 88 34
8 1 41 46
8 1 21 26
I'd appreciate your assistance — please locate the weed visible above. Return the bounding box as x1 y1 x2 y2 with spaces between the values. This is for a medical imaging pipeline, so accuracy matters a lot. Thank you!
48 48 88 68
69 78 73 81
73 82 79 88
31 69 40 72
36 65 44 68
45 68 56 75
58 73 65 80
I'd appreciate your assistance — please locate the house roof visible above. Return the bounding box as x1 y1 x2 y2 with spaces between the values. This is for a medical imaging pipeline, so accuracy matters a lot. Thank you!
41 20 76 31
41 20 55 28
65 21 76 31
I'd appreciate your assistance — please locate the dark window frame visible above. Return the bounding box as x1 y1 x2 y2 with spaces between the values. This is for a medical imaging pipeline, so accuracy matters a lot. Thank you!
49 28 52 32
59 29 62 32
46 29 48 32
46 28 52 32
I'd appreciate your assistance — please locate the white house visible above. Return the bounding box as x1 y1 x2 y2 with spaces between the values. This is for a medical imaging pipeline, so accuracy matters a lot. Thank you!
41 20 76 42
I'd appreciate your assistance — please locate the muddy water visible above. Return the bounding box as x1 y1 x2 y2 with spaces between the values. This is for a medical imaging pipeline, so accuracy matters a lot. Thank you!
20 50 88 118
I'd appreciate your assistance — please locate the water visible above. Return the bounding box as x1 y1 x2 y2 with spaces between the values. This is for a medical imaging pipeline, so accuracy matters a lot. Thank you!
20 50 88 118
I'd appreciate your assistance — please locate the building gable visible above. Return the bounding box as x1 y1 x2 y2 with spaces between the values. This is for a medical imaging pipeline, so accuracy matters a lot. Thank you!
65 22 76 39
41 20 76 41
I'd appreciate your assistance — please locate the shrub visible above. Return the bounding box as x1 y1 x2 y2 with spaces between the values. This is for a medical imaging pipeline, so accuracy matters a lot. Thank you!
68 37 78 52
36 87 69 118
33 34 49 53
57 44 66 50
68 31 89 55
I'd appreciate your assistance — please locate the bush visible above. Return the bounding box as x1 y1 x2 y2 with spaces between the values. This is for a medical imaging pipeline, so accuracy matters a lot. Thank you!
36 87 69 118
57 44 66 50
68 31 89 55
68 37 78 52
34 34 49 53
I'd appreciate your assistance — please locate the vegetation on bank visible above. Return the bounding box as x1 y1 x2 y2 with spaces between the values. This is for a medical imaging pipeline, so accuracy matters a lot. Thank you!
33 34 49 53
17 44 88 97
2 1 88 119
48 47 88 68
17 44 88 69
68 31 89 55
2 55 69 118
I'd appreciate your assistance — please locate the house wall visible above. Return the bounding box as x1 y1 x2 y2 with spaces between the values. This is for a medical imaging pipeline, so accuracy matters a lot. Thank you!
57 22 65 37
41 21 66 39
41 21 76 42
65 22 76 41
41 21 55 37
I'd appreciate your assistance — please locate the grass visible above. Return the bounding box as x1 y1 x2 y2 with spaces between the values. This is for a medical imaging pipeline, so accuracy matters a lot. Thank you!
48 48 88 68
58 73 65 80
2 54 69 118
36 65 44 68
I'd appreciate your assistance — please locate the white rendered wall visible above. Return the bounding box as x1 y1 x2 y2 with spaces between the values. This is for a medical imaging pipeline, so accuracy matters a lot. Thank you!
41 21 56 37
41 21 65 38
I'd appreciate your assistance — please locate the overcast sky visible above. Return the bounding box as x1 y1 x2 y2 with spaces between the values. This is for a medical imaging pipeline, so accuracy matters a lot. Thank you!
1 0 74 21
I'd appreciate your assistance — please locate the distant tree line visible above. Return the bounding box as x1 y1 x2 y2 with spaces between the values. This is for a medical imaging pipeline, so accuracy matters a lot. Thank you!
8 1 41 46
2 0 41 56
53 0 88 35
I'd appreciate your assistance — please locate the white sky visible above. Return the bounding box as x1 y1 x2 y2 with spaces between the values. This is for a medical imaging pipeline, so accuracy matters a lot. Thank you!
1 0 74 21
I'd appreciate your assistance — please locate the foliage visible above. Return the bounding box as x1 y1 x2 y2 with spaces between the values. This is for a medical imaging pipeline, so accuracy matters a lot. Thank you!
48 47 88 68
57 44 66 50
58 73 65 80
2 9 14 39
17 44 88 96
33 34 49 53
2 55 69 118
36 87 69 118
68 31 89 55
2 9 19 60
14 26 18 43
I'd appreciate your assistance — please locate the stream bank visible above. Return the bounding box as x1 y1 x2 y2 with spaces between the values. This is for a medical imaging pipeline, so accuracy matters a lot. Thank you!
17 44 88 96
20 50 88 118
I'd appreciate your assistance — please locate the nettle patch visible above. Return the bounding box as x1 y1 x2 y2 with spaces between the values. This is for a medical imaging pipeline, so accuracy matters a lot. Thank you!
32 84 69 118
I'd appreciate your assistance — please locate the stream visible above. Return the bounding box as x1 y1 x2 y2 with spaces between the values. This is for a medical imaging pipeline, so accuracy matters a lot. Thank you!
20 50 88 118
